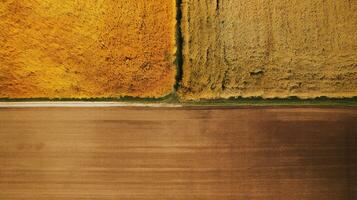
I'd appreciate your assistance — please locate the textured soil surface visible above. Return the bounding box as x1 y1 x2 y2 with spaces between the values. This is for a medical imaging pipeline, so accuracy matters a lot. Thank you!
0 0 176 98
0 107 356 199
180 0 357 100
1 0 356 100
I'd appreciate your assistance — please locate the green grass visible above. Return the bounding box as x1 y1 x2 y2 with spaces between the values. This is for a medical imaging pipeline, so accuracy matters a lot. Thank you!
0 93 178 104
1 95 356 107
181 96 357 107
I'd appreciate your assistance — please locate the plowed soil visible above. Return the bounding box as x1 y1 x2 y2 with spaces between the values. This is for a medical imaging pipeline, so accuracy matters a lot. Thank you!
0 107 356 199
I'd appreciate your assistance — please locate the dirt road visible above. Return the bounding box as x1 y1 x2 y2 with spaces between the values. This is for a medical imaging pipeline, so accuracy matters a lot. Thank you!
0 107 356 199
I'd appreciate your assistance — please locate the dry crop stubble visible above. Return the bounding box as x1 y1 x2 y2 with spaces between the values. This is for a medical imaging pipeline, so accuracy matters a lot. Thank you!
0 0 177 98
179 0 357 100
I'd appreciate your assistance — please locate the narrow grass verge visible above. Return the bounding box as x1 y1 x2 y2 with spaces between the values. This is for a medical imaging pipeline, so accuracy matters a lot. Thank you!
174 0 184 90
181 96 357 107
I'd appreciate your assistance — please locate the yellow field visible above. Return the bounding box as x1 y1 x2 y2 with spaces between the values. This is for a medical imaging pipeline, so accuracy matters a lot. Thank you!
0 0 176 98
179 0 357 100
1 0 356 100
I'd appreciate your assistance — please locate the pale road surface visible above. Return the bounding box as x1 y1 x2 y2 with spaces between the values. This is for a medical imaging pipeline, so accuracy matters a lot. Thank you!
0 106 356 199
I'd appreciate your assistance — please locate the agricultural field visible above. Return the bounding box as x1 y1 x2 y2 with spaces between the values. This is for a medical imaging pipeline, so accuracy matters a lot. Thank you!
0 0 177 98
0 0 356 101
179 0 357 100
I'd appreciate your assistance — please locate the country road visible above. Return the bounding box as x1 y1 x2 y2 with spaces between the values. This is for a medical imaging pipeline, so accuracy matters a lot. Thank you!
0 106 356 199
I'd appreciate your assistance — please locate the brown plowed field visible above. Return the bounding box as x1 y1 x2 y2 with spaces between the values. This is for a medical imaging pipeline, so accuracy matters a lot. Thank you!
0 107 356 199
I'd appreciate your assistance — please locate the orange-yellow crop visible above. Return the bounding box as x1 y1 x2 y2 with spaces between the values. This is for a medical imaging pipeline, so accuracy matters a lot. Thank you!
0 0 176 98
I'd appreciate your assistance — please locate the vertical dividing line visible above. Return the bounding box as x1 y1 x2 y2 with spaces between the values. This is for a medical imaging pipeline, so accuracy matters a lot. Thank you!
175 0 184 90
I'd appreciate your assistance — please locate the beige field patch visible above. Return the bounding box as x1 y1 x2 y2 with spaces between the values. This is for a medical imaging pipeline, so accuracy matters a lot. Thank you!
0 0 176 98
180 0 357 100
